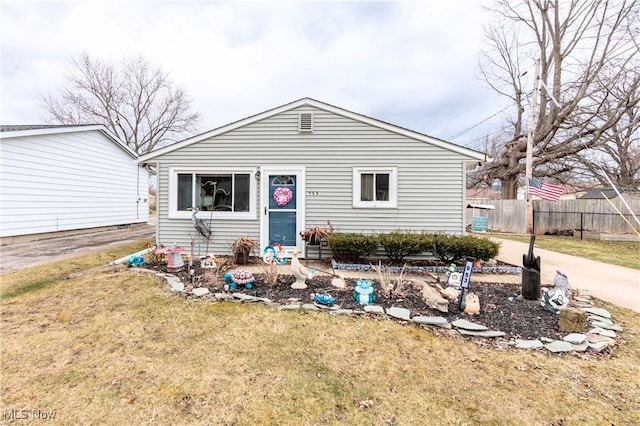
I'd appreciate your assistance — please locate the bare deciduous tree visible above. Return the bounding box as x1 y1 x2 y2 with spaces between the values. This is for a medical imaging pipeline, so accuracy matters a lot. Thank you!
476 0 640 198
42 52 200 154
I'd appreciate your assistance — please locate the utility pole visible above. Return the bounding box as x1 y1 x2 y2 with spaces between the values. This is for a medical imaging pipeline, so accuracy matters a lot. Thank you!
525 59 541 235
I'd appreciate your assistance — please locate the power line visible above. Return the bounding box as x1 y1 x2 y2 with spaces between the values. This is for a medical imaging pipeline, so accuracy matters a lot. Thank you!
448 103 513 140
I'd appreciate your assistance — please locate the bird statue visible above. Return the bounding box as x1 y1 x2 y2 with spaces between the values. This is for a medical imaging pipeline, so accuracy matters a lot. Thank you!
190 207 211 240
290 247 315 289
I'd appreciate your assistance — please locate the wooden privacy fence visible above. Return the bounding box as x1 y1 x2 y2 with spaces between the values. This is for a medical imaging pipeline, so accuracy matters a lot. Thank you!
467 198 640 241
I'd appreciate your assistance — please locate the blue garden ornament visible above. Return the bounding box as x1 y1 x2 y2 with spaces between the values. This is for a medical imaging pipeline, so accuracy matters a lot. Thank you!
354 279 376 305
127 255 145 267
312 293 336 307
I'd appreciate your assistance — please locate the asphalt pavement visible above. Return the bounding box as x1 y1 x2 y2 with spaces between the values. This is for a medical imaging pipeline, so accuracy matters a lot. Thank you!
491 237 639 312
0 223 155 274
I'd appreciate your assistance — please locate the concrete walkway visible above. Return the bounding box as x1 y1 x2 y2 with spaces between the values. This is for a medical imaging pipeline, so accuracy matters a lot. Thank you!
492 238 640 312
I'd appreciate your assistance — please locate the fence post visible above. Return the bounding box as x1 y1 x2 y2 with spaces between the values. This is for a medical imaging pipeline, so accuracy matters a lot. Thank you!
580 212 583 240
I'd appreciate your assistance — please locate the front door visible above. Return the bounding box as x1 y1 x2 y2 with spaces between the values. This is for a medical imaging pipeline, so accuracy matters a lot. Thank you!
260 167 305 254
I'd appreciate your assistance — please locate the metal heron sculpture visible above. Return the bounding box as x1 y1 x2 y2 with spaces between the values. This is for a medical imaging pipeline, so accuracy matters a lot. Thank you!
190 206 212 240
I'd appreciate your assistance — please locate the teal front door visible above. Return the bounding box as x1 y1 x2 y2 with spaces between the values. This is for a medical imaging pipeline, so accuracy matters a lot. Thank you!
268 174 297 246
261 167 305 253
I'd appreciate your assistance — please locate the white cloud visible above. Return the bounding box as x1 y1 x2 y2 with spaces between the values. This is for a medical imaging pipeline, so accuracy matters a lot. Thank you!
1 0 505 147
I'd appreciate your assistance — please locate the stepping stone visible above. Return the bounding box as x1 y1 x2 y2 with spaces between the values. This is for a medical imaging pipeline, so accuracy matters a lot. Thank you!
232 293 260 302
544 340 574 353
581 307 611 319
588 341 610 353
164 275 184 292
571 342 589 352
514 339 544 350
301 303 320 311
364 305 385 314
591 321 623 332
588 327 617 338
386 307 411 321
563 333 587 345
588 316 613 325
280 304 300 310
458 329 505 338
192 288 210 297
214 292 233 300
585 334 615 345
332 309 354 315
574 296 592 304
452 319 488 331
412 316 450 328
540 337 553 343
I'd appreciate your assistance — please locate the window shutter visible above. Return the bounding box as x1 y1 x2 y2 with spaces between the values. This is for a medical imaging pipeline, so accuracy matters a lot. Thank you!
298 112 314 133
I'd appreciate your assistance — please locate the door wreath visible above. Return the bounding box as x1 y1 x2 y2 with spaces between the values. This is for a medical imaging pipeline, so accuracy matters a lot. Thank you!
273 187 293 207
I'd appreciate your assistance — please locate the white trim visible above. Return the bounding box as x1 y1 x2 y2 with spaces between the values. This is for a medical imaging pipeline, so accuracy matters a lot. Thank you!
138 98 487 162
168 167 257 220
259 165 306 254
352 167 398 208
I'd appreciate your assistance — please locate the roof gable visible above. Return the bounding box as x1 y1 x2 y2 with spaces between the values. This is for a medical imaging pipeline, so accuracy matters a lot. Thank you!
138 98 487 162
0 124 138 159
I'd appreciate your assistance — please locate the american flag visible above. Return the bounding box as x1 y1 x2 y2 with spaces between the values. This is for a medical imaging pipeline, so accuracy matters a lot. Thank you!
528 178 565 202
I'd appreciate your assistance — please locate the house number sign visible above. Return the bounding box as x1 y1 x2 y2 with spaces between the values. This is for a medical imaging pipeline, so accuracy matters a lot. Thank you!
460 260 473 289
306 191 319 196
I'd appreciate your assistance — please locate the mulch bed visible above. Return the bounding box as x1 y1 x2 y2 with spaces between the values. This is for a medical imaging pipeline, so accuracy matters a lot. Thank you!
145 258 568 341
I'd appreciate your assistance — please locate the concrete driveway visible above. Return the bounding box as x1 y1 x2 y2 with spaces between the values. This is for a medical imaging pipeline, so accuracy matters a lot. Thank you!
0 223 154 274
492 238 640 312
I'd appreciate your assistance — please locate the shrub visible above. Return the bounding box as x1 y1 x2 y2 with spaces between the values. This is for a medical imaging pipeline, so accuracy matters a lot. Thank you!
326 233 379 263
432 233 500 263
377 231 427 263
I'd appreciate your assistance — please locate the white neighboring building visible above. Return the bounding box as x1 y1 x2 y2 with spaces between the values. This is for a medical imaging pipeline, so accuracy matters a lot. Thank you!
0 124 150 241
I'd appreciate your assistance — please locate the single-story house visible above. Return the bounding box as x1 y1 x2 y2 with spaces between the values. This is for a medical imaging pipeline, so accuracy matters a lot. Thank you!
0 124 150 242
138 98 487 258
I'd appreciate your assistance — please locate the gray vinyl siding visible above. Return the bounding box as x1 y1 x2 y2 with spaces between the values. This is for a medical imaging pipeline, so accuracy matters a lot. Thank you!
152 106 472 255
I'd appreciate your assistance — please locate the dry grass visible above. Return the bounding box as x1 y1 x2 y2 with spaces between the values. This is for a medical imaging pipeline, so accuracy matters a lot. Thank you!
492 234 640 269
1 247 640 425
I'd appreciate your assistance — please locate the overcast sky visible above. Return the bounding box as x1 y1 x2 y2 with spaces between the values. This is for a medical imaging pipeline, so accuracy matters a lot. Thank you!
1 0 515 148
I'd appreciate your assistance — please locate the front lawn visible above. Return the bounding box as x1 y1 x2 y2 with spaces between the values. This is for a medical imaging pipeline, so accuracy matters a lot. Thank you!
1 244 639 425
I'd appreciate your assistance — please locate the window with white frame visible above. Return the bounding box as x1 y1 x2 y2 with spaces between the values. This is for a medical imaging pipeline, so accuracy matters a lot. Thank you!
170 169 255 218
352 167 397 208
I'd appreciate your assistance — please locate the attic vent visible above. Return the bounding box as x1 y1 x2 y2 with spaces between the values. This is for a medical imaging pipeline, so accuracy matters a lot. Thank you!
298 112 314 133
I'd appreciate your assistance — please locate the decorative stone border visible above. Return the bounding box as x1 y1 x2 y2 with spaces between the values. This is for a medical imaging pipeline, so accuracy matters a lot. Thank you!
330 259 522 274
150 271 621 355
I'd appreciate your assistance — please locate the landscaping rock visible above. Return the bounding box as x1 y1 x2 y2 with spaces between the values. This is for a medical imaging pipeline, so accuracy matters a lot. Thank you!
192 287 210 297
562 333 587 345
301 303 320 311
544 340 574 353
412 316 450 328
591 321 623 332
559 308 586 333
588 341 610 353
581 307 611 319
280 304 301 310
386 307 411 321
452 319 488 331
364 305 385 314
458 329 506 338
514 339 544 350
588 327 617 338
